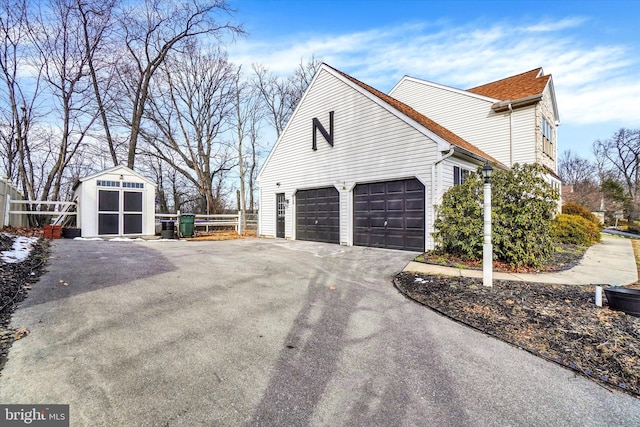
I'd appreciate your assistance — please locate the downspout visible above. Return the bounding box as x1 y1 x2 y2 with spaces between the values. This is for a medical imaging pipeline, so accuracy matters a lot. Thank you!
508 102 513 167
430 147 455 246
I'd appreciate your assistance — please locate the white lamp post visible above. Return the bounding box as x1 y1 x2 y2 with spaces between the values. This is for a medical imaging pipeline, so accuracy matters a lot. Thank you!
482 162 493 287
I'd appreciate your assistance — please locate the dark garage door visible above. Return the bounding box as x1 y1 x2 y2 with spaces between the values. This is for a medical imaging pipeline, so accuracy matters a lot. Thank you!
296 187 340 243
354 178 425 251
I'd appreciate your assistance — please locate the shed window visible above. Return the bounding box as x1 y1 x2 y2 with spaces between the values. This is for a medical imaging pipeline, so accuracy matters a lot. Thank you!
454 166 470 186
97 180 120 187
123 182 144 189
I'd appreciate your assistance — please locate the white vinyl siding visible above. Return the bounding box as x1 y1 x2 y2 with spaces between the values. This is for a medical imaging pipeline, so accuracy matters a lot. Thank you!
259 68 440 247
390 78 513 166
511 106 537 166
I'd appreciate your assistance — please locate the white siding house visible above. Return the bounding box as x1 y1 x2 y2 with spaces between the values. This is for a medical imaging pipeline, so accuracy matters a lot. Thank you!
258 64 499 251
258 65 560 252
74 165 157 238
389 68 560 177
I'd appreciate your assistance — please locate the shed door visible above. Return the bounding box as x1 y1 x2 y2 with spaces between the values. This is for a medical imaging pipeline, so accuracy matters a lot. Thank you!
98 190 120 235
98 189 143 235
123 191 143 234
296 187 340 244
353 178 425 251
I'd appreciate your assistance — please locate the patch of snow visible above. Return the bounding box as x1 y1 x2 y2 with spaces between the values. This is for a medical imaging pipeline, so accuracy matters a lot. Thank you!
1 235 39 264
73 237 103 241
108 237 145 242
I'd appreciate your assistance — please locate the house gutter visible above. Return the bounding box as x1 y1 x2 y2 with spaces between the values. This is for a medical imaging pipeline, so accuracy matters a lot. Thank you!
430 147 455 243
508 102 513 167
492 94 542 112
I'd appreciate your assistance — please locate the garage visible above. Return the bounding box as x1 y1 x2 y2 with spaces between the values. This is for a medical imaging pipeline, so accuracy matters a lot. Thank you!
354 178 425 251
296 187 340 243
258 64 495 251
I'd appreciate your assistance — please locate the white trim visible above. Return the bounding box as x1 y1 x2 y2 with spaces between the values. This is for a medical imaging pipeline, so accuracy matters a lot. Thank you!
258 64 458 180
80 165 156 187
389 75 499 103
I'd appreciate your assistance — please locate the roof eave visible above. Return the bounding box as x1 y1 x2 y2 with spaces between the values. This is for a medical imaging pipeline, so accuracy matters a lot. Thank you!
491 94 543 112
452 145 507 169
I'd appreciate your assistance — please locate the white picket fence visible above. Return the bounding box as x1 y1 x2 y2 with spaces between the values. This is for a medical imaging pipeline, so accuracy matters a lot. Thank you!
155 211 258 235
7 199 77 226
0 178 28 227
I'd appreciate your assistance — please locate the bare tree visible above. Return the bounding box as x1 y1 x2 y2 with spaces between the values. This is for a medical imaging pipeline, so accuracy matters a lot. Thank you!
231 65 265 229
30 0 104 202
77 0 119 166
558 150 596 186
113 0 242 170
593 128 640 220
140 45 236 214
252 56 321 139
0 0 44 208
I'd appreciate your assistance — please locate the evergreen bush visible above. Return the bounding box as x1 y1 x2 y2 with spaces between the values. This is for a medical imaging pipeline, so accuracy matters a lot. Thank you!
434 163 559 268
550 214 601 245
562 202 602 228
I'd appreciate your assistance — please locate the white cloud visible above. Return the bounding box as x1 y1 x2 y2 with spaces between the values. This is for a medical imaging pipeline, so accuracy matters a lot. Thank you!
522 17 587 33
230 17 640 127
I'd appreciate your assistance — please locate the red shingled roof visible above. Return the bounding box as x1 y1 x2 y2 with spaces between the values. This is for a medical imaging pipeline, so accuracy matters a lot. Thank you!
325 65 500 165
467 68 550 101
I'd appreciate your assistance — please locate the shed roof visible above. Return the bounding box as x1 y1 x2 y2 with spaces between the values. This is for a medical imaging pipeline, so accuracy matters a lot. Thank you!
326 64 501 165
467 68 550 101
77 165 157 187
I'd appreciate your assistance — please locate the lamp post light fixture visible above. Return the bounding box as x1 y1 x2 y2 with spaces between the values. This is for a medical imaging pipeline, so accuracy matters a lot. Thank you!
482 162 493 287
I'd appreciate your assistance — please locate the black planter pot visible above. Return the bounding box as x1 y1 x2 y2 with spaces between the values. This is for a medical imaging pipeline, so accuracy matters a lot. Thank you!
62 227 82 239
604 287 640 317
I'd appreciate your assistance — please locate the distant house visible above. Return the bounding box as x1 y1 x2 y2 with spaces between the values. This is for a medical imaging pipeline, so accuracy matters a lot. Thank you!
257 64 560 252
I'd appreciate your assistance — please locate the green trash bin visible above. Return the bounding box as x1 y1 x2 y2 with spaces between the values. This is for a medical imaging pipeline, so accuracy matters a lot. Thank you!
179 213 196 237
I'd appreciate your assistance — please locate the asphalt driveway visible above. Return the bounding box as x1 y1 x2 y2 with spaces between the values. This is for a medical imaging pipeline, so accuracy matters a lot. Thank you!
1 238 639 426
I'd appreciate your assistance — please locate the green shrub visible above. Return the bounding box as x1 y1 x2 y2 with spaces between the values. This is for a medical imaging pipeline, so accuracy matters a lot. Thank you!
627 224 640 235
550 214 601 245
562 202 602 228
434 163 559 268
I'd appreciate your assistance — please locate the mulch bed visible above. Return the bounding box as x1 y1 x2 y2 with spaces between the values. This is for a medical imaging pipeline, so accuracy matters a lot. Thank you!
0 229 49 372
186 229 257 241
416 243 588 273
394 272 640 397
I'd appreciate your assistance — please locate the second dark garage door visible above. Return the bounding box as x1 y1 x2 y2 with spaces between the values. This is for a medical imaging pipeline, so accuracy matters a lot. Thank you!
354 178 425 251
296 187 340 243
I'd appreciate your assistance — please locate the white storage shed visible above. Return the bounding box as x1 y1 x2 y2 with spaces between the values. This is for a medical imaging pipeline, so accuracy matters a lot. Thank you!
74 165 157 238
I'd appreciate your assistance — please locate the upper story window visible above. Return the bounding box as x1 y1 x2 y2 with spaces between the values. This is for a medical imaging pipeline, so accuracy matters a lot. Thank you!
454 166 470 186
541 117 555 158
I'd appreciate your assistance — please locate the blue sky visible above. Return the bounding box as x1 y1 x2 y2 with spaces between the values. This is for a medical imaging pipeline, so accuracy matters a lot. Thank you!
228 0 640 159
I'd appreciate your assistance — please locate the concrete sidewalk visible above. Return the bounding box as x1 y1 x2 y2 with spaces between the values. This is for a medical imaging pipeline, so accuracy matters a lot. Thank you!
404 234 639 286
